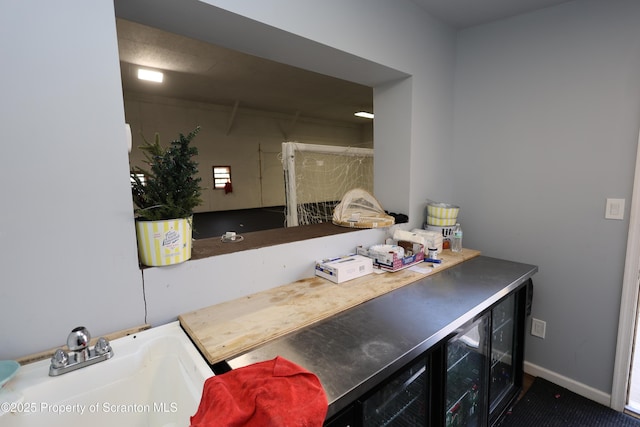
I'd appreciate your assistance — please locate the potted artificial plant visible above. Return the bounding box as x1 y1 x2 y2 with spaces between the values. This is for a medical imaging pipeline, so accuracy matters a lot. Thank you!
130 126 202 266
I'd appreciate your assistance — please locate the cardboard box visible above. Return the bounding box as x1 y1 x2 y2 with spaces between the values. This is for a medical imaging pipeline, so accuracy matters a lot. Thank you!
315 254 374 283
357 240 425 272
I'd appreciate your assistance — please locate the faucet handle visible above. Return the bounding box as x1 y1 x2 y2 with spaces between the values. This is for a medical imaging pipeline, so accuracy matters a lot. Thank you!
51 348 69 368
67 326 91 352
94 337 112 355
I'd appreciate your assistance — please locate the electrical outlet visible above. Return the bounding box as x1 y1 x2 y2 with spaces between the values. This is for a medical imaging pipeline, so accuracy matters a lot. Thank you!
531 318 546 339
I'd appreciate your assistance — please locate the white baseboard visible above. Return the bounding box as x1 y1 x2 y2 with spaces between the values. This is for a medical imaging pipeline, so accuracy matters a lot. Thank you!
524 361 611 407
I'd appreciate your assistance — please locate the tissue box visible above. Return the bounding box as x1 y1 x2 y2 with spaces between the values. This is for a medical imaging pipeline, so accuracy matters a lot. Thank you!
315 254 373 283
357 240 425 271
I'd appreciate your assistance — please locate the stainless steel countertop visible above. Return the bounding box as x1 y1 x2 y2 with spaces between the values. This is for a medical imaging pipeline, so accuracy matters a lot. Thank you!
228 255 538 419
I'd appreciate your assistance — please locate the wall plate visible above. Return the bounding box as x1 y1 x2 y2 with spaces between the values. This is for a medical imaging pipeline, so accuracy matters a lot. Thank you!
605 198 625 220
531 318 546 339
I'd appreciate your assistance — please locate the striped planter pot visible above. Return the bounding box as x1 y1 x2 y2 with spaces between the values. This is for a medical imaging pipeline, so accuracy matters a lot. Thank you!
135 217 192 267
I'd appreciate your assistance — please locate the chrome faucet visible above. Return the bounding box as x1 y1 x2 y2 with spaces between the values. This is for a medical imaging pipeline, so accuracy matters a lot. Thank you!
49 326 114 376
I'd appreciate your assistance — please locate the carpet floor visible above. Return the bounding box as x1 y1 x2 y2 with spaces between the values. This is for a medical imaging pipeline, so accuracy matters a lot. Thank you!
498 377 640 427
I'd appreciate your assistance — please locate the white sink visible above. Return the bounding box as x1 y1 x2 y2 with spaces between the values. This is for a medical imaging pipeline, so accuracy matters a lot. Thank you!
0 321 213 427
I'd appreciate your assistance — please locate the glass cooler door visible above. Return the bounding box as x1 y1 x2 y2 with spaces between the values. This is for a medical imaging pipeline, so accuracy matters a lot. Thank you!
445 315 489 427
489 293 517 421
362 356 429 426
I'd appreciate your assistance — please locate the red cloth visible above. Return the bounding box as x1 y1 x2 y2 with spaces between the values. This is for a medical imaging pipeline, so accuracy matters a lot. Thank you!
190 356 328 427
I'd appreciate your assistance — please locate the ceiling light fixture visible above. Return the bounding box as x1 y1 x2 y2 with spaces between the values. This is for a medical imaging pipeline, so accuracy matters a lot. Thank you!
137 68 164 83
354 111 374 119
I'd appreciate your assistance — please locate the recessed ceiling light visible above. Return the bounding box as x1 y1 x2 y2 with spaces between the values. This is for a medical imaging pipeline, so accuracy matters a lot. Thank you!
137 68 163 83
354 111 374 119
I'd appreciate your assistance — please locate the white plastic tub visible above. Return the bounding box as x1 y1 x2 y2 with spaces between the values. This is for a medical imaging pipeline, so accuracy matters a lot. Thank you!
0 322 212 427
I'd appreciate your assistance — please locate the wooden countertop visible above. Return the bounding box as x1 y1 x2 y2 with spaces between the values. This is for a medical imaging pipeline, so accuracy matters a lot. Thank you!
179 248 481 365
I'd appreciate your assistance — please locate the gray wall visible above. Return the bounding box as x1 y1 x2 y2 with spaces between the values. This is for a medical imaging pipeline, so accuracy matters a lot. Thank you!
452 0 640 394
0 1 145 357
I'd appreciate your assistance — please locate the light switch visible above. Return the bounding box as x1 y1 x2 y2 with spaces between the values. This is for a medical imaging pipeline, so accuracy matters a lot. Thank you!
605 198 625 220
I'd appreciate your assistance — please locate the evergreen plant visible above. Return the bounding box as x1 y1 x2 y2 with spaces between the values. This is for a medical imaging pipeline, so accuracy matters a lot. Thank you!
131 126 203 221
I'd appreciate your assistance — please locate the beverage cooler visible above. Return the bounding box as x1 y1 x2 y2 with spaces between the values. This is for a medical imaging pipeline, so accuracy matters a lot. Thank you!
327 282 529 427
